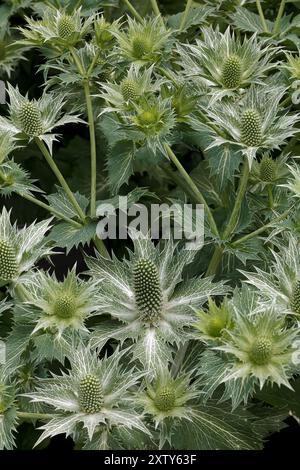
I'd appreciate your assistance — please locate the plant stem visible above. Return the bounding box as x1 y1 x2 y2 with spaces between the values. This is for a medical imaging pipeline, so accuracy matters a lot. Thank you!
180 0 193 31
232 207 292 247
206 158 250 276
122 0 143 22
256 0 269 33
164 144 219 237
83 81 97 218
150 0 163 22
22 193 82 228
13 284 30 302
273 0 286 35
17 411 53 420
93 235 110 258
35 138 86 222
267 185 274 209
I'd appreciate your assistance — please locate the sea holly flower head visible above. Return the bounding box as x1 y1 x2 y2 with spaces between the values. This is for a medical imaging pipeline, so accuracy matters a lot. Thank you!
215 309 298 390
242 233 300 318
193 297 233 342
179 27 277 103
138 367 199 426
0 207 52 286
204 86 300 166
99 65 164 114
24 347 148 446
21 268 99 337
87 234 229 373
0 84 84 153
93 15 117 49
113 16 172 65
20 7 94 50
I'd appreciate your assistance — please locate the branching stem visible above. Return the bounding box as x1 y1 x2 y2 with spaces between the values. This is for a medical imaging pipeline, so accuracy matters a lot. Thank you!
256 0 269 33
122 0 143 22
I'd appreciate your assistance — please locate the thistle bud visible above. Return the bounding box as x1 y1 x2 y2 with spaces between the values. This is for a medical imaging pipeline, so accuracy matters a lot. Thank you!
249 336 273 365
53 294 76 319
18 102 43 137
137 110 157 126
0 239 18 282
154 386 176 412
241 109 262 147
132 36 151 59
120 79 139 102
79 374 103 414
290 279 300 315
57 15 76 39
259 155 277 182
133 258 162 322
222 55 242 89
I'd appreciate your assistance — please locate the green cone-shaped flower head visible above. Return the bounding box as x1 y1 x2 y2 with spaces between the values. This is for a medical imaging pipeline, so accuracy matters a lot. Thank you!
79 374 103 414
249 336 273 365
132 35 152 59
18 101 43 137
133 258 162 322
154 386 176 412
259 155 277 182
120 79 139 101
0 239 18 282
57 15 76 39
290 279 300 315
241 108 262 147
53 293 76 319
222 55 242 89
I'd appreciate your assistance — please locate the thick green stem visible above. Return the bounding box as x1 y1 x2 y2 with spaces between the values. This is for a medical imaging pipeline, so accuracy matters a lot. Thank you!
180 0 193 31
35 138 86 222
206 159 250 276
83 81 97 218
267 185 274 209
93 235 110 258
256 0 269 33
232 208 292 248
17 411 53 420
122 0 143 22
164 144 219 238
273 0 286 35
22 193 82 228
150 0 163 23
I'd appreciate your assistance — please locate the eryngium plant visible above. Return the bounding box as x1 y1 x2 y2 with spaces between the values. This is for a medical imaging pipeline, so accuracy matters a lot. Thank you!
0 0 300 451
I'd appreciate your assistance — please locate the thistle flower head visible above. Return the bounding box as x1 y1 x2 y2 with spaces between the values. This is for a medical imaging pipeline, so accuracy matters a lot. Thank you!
259 155 277 182
285 52 300 81
0 84 83 153
87 234 229 373
20 7 94 49
179 27 277 102
94 16 115 48
99 65 164 114
57 14 76 39
216 309 298 389
113 17 172 65
18 101 43 137
0 207 52 286
221 55 242 89
138 368 198 425
240 109 262 147
204 86 299 166
193 297 232 341
22 268 99 337
242 233 300 318
24 347 147 445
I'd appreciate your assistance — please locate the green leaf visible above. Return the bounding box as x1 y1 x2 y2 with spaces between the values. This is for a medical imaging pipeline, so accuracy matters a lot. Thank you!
167 6 213 31
0 407 18 450
172 403 264 450
0 161 41 198
47 186 88 220
107 141 135 194
256 377 300 423
48 219 97 252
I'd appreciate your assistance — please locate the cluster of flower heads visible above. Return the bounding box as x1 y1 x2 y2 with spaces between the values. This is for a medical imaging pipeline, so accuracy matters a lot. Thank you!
1 2 300 451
